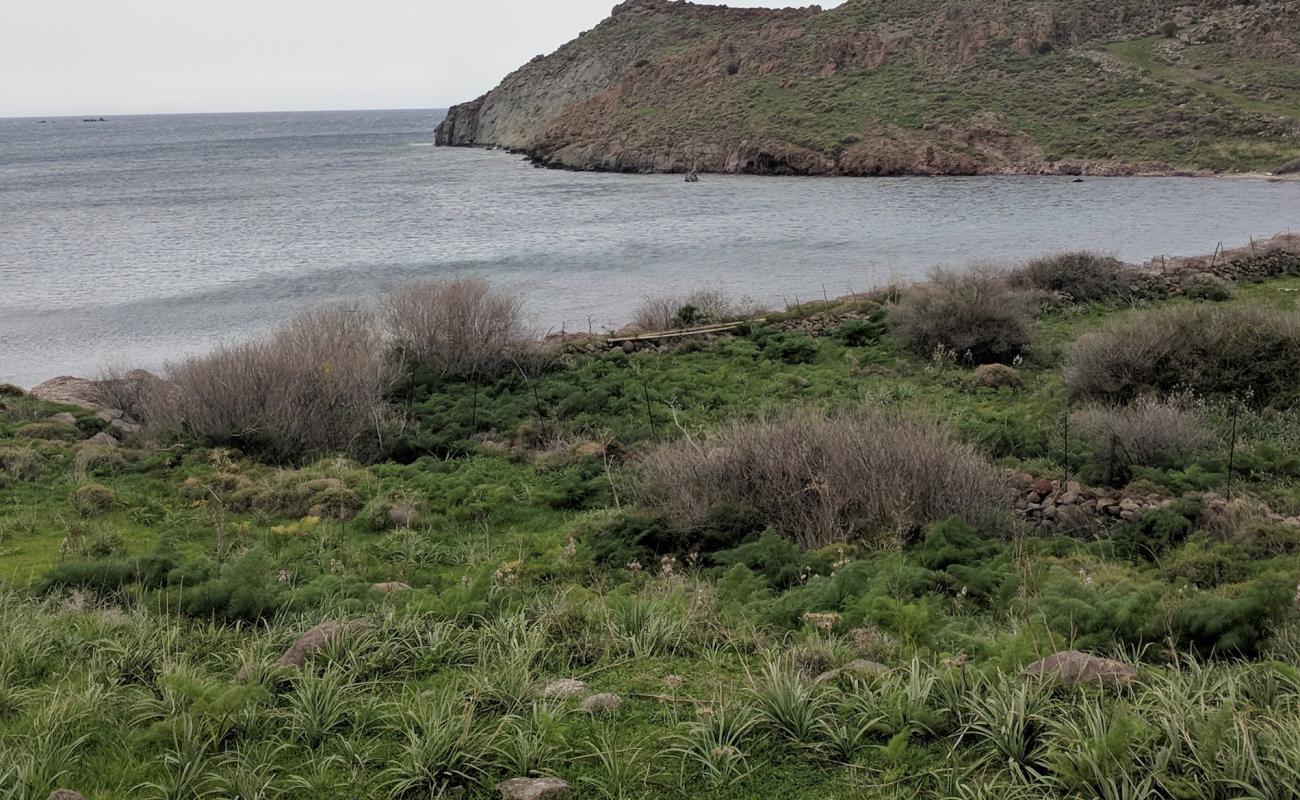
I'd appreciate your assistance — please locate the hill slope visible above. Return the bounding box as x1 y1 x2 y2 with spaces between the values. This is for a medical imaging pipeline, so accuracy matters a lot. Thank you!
436 0 1300 176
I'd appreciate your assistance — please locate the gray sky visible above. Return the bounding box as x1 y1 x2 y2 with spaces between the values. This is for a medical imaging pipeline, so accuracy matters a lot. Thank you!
1 0 839 117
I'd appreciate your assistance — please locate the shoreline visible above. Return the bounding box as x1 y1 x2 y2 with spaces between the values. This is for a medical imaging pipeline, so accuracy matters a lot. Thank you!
446 143 1300 181
19 232 1300 397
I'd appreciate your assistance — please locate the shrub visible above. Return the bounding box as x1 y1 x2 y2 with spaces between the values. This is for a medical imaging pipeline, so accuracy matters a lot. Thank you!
1064 305 1300 406
38 554 176 594
831 313 886 347
631 288 741 332
148 306 396 462
385 277 538 380
72 483 115 516
0 447 40 481
1182 273 1234 301
1008 251 1130 303
1074 397 1213 468
0 384 23 397
892 268 1037 365
970 363 1024 390
636 408 1003 549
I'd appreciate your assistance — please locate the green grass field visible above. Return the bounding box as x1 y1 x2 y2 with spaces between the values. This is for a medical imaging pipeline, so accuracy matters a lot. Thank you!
5 268 1300 799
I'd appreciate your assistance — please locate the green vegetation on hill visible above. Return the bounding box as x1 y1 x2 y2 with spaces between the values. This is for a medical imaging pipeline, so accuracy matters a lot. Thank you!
6 247 1300 798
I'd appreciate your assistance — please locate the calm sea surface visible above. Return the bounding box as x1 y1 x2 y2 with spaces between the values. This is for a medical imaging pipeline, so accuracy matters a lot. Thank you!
2 108 1298 387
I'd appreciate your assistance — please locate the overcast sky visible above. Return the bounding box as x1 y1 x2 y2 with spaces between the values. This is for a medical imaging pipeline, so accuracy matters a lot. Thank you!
1 0 840 117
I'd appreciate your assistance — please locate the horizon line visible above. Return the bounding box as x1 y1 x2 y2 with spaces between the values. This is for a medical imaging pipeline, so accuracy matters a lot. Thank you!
0 105 451 122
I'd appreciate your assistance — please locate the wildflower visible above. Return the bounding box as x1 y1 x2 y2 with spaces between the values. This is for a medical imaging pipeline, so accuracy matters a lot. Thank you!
562 537 577 560
626 558 643 574
494 560 521 585
659 554 677 577
663 674 684 689
276 569 293 583
329 558 344 575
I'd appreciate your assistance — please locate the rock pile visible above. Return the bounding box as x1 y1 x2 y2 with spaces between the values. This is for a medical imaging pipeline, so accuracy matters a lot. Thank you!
1010 473 1300 530
1010 475 1174 525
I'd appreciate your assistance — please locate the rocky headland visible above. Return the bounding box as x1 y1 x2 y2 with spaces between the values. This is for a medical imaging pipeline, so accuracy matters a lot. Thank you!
437 0 1300 176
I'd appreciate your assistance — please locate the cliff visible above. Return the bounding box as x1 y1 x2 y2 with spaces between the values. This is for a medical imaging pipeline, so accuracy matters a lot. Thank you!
436 0 1300 176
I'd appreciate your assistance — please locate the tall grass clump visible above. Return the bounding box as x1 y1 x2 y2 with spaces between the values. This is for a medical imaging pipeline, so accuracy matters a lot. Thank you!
636 408 1002 548
147 307 395 462
1007 252 1131 303
385 277 535 380
1065 305 1300 406
892 268 1038 365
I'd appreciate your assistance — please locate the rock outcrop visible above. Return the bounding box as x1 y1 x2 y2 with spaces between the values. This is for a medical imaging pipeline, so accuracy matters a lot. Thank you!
1024 651 1138 689
437 0 1300 176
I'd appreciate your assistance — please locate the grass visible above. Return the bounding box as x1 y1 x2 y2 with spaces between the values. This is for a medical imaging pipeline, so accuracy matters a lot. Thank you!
4 265 1300 797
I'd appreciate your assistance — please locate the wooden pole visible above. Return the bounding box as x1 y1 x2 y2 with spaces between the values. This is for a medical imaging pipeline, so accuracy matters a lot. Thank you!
643 383 658 441
1227 400 1240 499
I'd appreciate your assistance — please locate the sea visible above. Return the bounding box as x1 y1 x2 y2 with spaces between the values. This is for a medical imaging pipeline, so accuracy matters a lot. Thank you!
2 108 1298 388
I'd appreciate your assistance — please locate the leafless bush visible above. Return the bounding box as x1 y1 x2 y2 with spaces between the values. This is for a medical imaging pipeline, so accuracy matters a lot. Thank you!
1007 251 1131 303
630 288 749 332
146 306 396 462
1064 305 1300 405
1074 397 1213 467
385 277 538 380
636 408 1003 549
891 267 1038 365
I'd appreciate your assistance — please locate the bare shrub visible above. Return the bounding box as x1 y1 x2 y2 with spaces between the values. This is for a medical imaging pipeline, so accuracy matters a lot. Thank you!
630 288 746 332
1074 397 1213 467
636 408 1003 549
1007 251 1130 303
385 277 536 380
147 306 395 462
93 367 164 422
1064 305 1300 406
891 268 1038 365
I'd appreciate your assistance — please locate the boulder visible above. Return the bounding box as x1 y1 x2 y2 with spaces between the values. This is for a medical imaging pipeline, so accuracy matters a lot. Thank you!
371 581 412 593
1023 650 1138 689
30 376 101 408
236 621 359 676
48 792 86 800
86 432 120 448
48 412 77 426
843 658 887 676
539 678 588 700
497 777 570 800
580 692 622 714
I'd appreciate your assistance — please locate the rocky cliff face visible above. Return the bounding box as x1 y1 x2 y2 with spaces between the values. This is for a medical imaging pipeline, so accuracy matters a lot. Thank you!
436 0 1300 176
